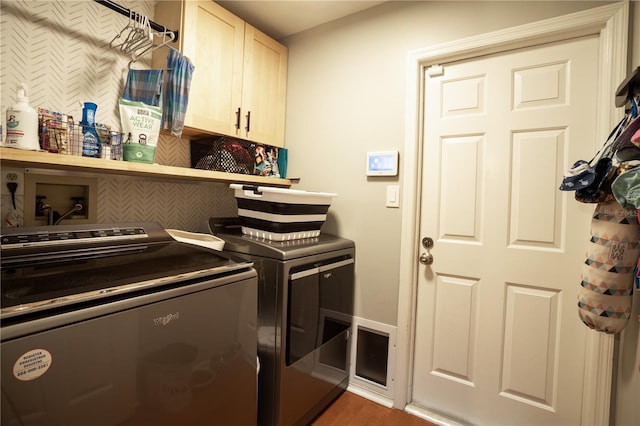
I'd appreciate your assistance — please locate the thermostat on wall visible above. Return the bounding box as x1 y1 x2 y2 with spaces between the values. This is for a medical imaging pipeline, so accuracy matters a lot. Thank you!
366 151 398 176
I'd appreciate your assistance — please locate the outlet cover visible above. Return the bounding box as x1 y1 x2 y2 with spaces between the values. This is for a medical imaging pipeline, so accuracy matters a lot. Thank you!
1 168 24 196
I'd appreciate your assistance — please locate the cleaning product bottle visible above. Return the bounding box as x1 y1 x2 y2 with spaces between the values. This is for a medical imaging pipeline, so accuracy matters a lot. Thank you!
80 102 101 158
5 83 39 150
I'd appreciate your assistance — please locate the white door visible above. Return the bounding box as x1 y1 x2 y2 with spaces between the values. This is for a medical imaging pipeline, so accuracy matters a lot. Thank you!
412 35 600 425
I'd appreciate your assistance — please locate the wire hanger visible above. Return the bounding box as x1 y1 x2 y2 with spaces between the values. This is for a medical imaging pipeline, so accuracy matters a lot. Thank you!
109 9 135 49
121 13 152 54
110 8 176 69
133 27 174 60
110 11 153 55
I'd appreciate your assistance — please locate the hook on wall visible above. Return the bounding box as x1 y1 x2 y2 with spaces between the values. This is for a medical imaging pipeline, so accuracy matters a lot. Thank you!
615 66 640 107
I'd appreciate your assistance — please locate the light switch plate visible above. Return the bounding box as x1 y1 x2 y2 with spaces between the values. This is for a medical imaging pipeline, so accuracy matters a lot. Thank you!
386 185 399 208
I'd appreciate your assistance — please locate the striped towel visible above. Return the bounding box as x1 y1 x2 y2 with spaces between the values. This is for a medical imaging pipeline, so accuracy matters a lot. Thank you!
163 47 195 137
122 69 163 107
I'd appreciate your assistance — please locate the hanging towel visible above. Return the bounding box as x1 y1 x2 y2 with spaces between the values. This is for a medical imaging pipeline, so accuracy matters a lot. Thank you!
163 46 195 137
122 69 163 107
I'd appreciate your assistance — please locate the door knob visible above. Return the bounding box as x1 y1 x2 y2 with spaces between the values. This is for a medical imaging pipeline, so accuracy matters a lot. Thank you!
419 252 433 265
420 236 434 265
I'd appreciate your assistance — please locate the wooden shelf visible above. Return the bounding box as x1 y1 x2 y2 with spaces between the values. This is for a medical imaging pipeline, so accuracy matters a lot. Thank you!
0 147 292 187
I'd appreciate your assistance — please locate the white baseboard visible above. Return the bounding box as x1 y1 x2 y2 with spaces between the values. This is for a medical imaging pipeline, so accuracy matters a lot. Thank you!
405 403 469 426
346 384 394 408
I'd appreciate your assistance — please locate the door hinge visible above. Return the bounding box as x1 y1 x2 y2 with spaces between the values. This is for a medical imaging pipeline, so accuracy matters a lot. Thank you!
427 64 444 77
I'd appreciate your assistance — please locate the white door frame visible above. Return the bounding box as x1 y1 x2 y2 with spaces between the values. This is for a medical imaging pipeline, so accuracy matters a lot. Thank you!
395 2 629 425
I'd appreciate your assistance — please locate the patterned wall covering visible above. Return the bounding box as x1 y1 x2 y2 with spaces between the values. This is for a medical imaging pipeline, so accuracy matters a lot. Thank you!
97 176 238 232
1 0 238 231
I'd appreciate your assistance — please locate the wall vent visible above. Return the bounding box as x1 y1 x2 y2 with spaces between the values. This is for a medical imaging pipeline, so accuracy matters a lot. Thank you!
356 327 389 386
349 317 396 399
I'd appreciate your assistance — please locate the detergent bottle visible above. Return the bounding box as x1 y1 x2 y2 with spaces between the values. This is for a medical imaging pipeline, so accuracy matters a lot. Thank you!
80 102 101 158
5 83 39 150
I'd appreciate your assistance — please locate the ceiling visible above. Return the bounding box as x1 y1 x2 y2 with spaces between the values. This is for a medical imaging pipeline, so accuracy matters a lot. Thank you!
217 1 387 40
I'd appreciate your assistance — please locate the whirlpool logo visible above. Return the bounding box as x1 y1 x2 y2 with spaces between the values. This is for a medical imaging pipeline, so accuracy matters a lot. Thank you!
153 312 179 326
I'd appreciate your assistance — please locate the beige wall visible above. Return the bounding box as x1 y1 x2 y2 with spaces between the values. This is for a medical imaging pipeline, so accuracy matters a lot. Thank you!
282 1 630 326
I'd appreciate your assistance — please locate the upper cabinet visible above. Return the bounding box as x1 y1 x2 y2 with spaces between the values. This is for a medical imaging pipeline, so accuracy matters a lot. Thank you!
153 1 288 147
240 26 288 147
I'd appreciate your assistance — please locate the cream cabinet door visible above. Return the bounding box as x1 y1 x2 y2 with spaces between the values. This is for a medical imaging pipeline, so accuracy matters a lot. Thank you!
180 1 244 137
154 2 287 147
240 25 288 147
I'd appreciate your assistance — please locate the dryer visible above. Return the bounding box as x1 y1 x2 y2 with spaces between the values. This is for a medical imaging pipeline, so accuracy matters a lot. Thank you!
211 220 355 426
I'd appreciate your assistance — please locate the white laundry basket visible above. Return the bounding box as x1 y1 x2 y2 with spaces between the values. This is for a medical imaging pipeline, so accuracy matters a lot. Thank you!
230 184 336 241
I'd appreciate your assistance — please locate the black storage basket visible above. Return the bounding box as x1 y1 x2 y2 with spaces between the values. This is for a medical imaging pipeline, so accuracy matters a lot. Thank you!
191 137 255 175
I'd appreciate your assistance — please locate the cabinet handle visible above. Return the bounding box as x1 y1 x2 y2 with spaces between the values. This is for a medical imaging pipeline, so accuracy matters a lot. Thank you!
245 111 251 132
235 108 241 130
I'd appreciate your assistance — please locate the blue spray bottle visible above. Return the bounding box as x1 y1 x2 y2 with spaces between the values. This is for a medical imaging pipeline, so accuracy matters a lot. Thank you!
80 102 101 158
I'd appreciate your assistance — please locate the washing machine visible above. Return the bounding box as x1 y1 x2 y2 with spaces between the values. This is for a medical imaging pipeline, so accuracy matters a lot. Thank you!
1 222 258 425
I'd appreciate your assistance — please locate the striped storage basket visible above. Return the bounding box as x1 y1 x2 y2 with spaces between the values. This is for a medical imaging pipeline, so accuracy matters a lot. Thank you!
230 184 336 241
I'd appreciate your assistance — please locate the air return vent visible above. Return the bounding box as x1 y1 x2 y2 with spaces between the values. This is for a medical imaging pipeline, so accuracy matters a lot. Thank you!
355 327 389 387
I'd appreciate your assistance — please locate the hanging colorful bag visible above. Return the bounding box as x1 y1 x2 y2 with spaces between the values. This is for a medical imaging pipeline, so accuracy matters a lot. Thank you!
577 200 639 334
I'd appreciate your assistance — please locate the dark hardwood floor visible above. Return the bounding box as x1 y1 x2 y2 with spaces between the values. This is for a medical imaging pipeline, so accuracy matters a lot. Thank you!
310 391 437 426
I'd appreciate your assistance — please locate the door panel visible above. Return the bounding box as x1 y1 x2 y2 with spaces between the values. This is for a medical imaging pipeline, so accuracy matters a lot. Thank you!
431 275 478 384
501 284 560 408
412 36 599 425
510 129 565 248
440 135 483 241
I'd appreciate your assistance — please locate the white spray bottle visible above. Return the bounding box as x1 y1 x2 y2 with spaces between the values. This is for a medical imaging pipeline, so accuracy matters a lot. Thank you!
5 83 39 150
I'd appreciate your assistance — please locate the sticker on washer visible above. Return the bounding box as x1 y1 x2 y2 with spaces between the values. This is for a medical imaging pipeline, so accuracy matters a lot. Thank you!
13 349 52 381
